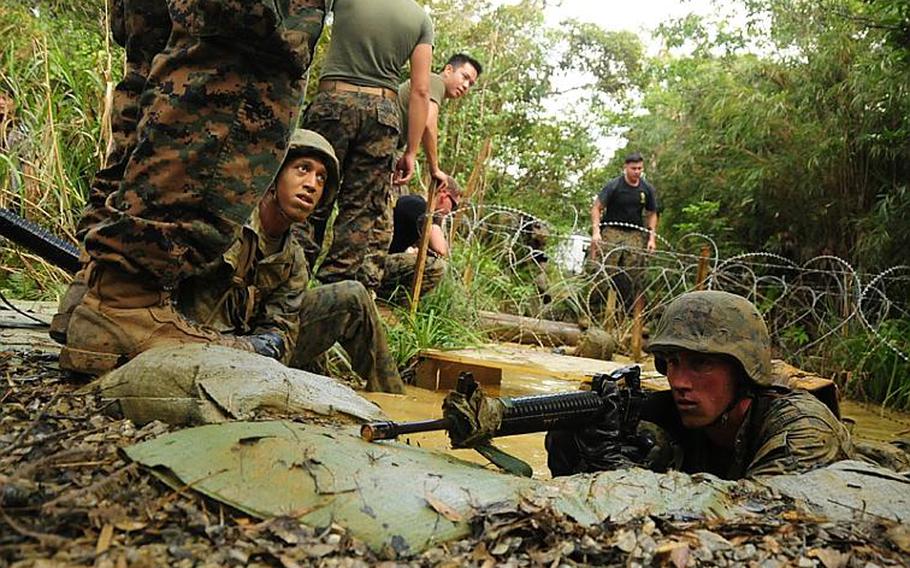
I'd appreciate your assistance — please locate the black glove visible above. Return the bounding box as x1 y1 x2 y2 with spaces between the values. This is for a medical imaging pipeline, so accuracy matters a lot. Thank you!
574 420 679 473
247 332 286 361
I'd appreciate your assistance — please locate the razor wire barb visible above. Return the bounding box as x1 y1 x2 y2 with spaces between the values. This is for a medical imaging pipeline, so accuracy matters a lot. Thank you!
442 203 910 371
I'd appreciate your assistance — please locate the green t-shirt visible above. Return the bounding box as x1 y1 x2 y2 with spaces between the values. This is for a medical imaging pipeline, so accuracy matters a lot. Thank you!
321 0 434 92
397 73 445 146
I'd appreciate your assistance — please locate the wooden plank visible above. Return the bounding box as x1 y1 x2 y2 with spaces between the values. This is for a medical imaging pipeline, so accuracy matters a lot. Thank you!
418 344 669 392
414 358 502 391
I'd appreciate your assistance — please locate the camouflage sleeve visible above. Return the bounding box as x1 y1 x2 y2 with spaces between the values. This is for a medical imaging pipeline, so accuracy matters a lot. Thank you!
745 394 855 478
249 248 309 364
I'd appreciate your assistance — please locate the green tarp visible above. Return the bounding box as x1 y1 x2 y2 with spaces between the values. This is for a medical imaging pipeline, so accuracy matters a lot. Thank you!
125 421 758 554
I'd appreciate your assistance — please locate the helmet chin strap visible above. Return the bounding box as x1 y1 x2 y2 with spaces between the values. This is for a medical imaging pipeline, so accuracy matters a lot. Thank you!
268 186 295 223
704 387 753 430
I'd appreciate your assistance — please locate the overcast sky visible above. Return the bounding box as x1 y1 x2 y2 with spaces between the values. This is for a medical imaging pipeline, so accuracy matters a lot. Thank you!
540 0 715 46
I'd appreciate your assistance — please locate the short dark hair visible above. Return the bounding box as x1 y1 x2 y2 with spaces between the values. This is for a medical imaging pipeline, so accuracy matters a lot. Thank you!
445 53 483 77
624 151 644 164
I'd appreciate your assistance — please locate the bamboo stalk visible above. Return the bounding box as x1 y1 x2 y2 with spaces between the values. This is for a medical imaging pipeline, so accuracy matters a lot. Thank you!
409 182 439 316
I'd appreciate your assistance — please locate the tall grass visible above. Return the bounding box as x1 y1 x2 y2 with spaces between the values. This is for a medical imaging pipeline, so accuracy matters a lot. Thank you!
0 2 114 299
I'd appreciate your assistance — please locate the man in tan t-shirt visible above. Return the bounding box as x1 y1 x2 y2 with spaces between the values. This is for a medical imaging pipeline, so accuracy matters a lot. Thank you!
396 53 482 195
298 0 436 291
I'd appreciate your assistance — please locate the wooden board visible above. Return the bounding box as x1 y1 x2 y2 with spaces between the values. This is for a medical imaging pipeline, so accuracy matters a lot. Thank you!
416 343 669 392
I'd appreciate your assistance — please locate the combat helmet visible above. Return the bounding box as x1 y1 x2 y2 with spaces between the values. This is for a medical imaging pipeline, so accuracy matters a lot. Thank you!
647 290 773 386
286 129 340 196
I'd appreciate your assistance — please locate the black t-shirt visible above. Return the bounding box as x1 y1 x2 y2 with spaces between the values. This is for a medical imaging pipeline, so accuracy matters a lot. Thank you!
597 175 659 228
389 194 427 253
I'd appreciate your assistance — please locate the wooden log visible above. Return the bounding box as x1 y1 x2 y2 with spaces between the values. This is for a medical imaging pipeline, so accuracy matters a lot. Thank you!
478 310 582 346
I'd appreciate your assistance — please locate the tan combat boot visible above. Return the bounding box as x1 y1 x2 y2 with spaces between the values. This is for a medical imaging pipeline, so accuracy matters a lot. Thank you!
60 263 252 375
49 268 88 344
50 249 91 344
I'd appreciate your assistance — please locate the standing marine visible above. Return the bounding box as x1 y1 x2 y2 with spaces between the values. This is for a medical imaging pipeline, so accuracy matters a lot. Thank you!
53 0 329 374
298 0 436 291
395 53 482 197
587 151 660 316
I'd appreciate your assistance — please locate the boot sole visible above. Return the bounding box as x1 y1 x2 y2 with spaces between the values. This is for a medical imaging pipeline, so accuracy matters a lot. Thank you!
49 312 70 345
59 345 126 376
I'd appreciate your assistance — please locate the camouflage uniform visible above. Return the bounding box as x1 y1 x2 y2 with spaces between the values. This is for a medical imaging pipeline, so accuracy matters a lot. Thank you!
547 291 855 480
77 0 171 238
298 91 400 288
585 226 648 316
378 252 446 299
179 209 404 393
82 0 327 287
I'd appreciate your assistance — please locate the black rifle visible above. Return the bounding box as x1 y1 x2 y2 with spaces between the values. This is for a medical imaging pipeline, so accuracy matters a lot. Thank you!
0 208 81 273
361 365 646 444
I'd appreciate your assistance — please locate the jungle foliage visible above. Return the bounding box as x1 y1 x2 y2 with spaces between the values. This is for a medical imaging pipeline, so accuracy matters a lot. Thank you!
1 0 909 408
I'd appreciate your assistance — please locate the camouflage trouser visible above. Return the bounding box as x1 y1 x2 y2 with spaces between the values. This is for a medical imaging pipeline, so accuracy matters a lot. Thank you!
376 252 447 300
288 281 404 394
298 90 399 290
83 0 325 287
77 0 172 238
585 227 647 315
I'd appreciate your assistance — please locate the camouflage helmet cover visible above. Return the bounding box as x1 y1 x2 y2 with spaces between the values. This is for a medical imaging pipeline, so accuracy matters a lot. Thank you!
286 129 340 196
647 290 773 386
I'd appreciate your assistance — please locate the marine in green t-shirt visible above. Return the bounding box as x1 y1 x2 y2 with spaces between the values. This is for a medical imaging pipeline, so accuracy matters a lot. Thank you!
396 53 483 190
298 0 436 291
321 0 434 92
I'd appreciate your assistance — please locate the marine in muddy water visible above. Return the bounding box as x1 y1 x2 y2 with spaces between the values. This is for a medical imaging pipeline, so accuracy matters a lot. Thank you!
546 290 856 479
176 130 405 394
377 177 461 300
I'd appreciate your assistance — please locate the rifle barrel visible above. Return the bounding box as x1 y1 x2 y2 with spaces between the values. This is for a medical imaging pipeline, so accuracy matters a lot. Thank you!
360 418 452 442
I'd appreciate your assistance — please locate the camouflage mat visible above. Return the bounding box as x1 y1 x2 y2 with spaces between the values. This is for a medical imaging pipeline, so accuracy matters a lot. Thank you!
124 420 910 555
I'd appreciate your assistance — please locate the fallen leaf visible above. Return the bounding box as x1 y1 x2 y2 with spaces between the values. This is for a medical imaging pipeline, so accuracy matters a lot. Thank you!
425 492 464 522
113 520 147 532
808 547 850 568
95 523 114 555
887 525 910 553
670 544 690 568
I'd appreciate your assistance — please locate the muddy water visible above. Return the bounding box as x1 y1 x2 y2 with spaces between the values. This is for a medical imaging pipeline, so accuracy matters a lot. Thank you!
840 400 910 442
367 369 910 479
367 372 600 479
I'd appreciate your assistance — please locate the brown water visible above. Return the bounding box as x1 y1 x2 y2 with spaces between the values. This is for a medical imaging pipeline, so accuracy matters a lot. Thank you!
840 400 910 442
367 369 910 479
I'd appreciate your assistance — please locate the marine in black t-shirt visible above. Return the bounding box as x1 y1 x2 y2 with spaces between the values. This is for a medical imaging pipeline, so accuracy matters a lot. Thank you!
389 194 430 253
596 175 659 228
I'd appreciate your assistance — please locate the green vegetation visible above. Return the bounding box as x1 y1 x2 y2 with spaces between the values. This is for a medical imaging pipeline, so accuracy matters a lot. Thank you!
1 0 909 409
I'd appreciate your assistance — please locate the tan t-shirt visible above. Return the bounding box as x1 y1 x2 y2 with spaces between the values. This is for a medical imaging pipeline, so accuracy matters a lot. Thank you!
397 73 445 147
321 0 434 91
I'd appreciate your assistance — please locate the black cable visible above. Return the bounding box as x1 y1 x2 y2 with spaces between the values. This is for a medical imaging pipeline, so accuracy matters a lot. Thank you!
0 288 50 328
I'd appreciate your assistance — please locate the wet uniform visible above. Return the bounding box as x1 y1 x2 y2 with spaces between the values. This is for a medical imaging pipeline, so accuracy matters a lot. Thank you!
378 194 446 298
547 387 855 479
178 207 404 393
298 0 434 290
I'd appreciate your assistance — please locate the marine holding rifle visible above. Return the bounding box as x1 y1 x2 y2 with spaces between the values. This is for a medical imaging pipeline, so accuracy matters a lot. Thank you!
546 290 856 479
